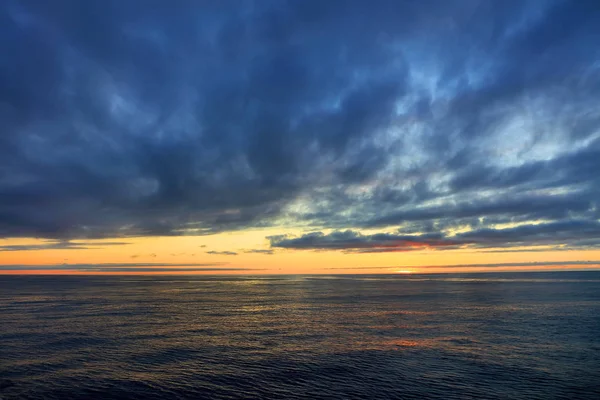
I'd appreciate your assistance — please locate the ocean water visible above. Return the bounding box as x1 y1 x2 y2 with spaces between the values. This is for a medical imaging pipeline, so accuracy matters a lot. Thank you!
1 272 599 399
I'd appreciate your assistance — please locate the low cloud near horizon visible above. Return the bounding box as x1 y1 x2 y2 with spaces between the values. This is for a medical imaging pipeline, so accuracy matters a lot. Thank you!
0 262 263 273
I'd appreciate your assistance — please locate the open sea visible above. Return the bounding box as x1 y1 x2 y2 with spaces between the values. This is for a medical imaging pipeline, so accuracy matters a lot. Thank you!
1 272 599 399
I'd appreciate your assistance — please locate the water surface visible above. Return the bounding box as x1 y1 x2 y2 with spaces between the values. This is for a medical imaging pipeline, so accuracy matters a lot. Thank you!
1 272 599 399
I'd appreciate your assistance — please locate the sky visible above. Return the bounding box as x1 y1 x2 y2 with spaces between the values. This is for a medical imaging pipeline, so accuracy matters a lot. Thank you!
1 0 600 274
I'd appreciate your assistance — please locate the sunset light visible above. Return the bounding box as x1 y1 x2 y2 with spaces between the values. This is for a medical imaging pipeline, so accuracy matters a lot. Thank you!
1 1 600 398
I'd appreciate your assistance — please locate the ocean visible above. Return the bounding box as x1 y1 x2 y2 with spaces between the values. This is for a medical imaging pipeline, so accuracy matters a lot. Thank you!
1 272 599 399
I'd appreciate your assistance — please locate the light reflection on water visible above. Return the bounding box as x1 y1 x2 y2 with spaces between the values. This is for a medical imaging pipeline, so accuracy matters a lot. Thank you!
1 272 599 399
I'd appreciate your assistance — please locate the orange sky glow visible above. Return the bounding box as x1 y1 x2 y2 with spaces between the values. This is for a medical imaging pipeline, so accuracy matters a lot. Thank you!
2 229 600 275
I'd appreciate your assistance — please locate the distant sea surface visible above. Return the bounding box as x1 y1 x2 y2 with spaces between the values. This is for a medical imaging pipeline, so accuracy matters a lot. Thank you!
1 272 599 399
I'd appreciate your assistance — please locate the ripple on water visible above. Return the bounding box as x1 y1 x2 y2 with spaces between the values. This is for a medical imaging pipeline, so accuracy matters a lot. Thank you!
1 273 599 399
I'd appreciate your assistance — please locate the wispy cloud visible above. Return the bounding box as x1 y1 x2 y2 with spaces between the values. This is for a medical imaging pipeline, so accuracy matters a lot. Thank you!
0 240 129 252
0 262 265 272
326 261 600 270
205 251 238 256
243 249 275 255
130 253 157 259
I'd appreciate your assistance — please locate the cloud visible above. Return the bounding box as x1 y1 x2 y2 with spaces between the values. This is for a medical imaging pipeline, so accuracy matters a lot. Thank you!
0 262 264 272
136 253 157 258
325 261 600 270
270 221 600 252
205 251 238 256
243 249 275 255
0 240 129 252
269 230 457 252
0 0 599 253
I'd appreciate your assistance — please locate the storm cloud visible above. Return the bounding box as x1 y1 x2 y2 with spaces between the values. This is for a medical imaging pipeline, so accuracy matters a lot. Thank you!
1 0 600 251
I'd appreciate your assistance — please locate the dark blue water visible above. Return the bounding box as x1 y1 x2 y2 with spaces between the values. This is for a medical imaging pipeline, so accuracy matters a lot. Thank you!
1 272 599 399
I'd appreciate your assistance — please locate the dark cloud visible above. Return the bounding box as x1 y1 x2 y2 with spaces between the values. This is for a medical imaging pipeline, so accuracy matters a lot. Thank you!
206 251 238 256
1 0 599 252
269 230 457 253
270 221 600 252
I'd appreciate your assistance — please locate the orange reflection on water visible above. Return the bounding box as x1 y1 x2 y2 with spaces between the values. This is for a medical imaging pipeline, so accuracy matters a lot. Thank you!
384 339 423 348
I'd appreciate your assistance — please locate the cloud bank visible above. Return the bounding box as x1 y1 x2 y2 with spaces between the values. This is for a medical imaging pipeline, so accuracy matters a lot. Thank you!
270 220 600 253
